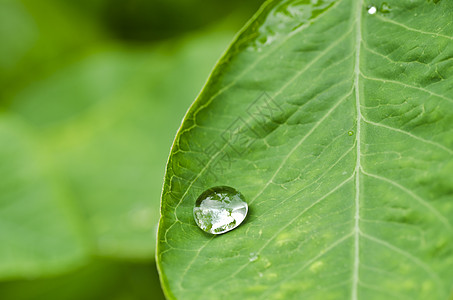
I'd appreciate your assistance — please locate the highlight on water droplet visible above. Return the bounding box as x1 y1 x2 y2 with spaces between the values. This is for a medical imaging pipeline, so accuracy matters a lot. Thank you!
193 186 248 235
367 5 377 14
348 130 354 136
249 252 259 262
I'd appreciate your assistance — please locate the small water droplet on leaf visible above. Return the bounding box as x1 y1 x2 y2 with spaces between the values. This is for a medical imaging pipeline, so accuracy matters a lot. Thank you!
348 130 354 136
193 186 248 235
367 5 377 14
380 2 391 13
249 252 259 262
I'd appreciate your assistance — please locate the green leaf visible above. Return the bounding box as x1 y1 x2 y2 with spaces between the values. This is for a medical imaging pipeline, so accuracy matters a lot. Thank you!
157 0 453 299
0 30 234 279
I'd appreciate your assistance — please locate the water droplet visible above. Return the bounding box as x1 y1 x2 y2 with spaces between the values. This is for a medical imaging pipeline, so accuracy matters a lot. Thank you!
193 186 248 235
348 130 354 136
367 5 377 14
380 2 391 13
249 252 259 262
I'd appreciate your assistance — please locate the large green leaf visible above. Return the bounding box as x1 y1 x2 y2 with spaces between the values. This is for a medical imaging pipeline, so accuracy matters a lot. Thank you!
157 0 453 299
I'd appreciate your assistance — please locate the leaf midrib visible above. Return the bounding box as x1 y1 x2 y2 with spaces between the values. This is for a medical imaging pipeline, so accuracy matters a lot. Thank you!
352 0 363 298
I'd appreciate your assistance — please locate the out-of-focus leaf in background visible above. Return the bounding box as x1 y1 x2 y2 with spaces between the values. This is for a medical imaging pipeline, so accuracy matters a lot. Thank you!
0 260 163 300
0 0 263 298
7 32 233 265
0 115 89 278
0 0 103 102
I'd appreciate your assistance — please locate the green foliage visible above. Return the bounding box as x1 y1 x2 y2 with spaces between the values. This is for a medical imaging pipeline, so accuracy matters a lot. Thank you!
157 0 453 299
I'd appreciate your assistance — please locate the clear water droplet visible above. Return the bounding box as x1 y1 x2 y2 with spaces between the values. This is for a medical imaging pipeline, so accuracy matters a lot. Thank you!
249 252 259 262
367 5 377 14
193 186 248 235
348 130 354 136
380 2 391 13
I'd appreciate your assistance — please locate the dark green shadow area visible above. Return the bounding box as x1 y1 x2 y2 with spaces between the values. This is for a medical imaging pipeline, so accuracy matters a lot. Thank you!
0 259 165 300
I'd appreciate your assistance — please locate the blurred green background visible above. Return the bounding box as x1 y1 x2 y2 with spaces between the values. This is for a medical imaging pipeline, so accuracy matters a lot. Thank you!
0 0 263 299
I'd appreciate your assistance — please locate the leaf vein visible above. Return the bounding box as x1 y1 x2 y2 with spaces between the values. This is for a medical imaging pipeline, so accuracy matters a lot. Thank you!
375 14 453 41
207 175 354 290
260 233 353 298
360 72 453 104
362 117 453 155
250 89 353 205
351 0 363 298
361 232 444 292
360 168 453 233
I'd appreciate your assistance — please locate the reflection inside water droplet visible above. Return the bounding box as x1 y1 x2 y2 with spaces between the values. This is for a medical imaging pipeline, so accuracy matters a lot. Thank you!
193 186 248 235
367 6 377 14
